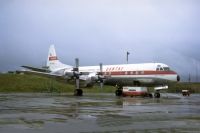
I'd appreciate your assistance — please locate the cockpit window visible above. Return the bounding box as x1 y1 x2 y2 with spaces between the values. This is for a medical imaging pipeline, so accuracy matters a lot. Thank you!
163 67 170 71
156 66 170 71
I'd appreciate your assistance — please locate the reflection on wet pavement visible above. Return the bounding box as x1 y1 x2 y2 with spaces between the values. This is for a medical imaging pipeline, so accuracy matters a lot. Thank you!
0 93 199 133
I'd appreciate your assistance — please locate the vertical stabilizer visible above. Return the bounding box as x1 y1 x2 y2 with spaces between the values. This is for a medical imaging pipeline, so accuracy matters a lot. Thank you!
47 45 71 71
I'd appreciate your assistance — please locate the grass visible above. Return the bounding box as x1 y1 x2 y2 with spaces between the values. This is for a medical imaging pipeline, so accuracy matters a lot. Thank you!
0 73 73 93
0 73 200 93
169 82 200 93
0 73 115 93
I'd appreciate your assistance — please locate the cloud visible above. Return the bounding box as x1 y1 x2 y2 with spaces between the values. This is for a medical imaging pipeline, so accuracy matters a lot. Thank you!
0 0 200 81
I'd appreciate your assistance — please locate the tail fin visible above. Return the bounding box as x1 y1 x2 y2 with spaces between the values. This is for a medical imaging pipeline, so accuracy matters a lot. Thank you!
47 45 71 71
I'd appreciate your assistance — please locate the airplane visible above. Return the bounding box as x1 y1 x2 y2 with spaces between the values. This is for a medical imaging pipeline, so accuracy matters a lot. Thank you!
22 45 180 97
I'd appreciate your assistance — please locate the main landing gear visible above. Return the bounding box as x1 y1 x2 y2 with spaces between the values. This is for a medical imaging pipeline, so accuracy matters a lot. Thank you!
115 89 123 96
154 90 160 98
74 89 83 96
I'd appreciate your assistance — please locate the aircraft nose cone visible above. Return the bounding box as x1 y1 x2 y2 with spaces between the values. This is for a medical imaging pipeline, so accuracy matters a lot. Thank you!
177 75 180 82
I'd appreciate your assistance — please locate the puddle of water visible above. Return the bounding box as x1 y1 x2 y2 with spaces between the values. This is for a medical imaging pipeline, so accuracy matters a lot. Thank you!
0 93 199 133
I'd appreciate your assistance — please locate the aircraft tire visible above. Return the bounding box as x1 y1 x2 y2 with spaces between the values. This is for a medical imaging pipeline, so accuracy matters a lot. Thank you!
74 89 83 96
154 92 160 98
115 90 122 96
148 93 153 98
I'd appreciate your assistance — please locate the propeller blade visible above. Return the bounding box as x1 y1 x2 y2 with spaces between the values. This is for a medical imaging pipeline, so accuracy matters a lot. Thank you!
76 78 80 89
74 58 80 89
99 63 104 89
100 63 103 73
100 82 103 89
75 58 79 71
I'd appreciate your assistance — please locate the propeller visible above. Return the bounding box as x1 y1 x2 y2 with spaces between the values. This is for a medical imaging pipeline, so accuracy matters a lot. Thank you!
98 63 104 89
73 58 80 90
72 58 83 96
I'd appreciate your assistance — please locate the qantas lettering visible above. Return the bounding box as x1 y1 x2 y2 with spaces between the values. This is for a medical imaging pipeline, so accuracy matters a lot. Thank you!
106 67 124 71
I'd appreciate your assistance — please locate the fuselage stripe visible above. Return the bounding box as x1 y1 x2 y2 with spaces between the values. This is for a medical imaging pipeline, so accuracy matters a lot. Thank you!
102 70 176 76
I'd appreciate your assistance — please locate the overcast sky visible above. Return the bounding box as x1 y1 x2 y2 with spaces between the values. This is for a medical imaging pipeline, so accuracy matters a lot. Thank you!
0 0 200 81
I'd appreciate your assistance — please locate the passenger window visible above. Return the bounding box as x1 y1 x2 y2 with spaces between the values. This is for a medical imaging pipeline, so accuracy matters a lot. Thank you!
156 68 159 71
160 68 163 71
130 71 133 75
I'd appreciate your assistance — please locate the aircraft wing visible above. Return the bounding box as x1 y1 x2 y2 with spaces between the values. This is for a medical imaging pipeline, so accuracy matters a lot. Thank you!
20 69 63 78
22 66 50 73
20 69 91 84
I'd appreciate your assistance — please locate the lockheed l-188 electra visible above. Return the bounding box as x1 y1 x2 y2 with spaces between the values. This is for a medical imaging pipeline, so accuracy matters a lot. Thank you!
22 45 180 98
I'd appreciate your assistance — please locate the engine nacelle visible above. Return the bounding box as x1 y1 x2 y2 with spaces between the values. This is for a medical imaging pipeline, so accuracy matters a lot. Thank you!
79 75 95 87
64 71 74 77
63 71 101 87
64 69 81 78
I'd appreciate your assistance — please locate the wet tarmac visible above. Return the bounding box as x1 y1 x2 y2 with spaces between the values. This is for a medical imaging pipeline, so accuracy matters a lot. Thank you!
0 93 199 133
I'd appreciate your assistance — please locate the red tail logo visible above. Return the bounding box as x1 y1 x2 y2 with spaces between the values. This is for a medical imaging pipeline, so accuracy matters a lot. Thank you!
49 56 58 61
